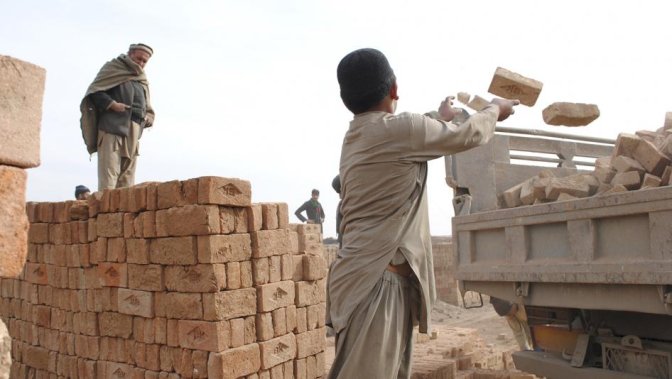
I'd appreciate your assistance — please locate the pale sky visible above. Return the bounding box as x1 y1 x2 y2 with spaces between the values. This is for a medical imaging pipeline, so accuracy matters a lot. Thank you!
3 0 672 238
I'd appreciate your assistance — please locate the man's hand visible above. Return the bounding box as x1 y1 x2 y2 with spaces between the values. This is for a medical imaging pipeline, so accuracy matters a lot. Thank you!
490 98 520 121
438 96 461 122
108 101 130 113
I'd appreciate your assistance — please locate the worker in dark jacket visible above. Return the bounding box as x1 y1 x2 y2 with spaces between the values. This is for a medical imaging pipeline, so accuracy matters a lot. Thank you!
80 43 156 190
295 189 325 232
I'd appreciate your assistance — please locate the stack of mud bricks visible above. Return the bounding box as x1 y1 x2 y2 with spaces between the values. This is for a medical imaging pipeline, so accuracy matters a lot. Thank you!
431 237 459 306
286 223 328 378
410 326 534 379
501 119 672 208
0 176 328 379
0 55 46 278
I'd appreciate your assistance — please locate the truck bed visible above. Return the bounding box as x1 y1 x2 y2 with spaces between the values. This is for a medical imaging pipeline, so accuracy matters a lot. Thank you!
453 185 672 315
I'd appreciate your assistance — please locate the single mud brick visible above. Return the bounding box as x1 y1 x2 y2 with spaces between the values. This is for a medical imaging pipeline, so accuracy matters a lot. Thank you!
0 55 45 168
260 203 279 230
109 189 122 212
303 254 327 281
275 203 289 229
28 223 49 244
98 311 133 338
303 279 329 308
295 358 307 379
272 307 287 336
611 171 642 190
294 223 320 235
612 155 645 174
240 260 253 288
149 236 197 265
154 318 168 345
155 292 203 320
117 288 154 317
466 95 489 111
456 91 471 105
269 255 282 283
107 237 126 263
285 305 297 334
24 263 47 285
97 212 124 237
247 204 264 232
253 257 270 285
122 213 135 238
633 138 671 176
307 304 322 331
198 176 252 206
68 201 89 221
207 343 261 379
289 231 300 254
545 175 590 200
295 327 326 359
155 205 220 237
203 288 257 320
197 233 252 263
157 180 190 209
230 318 245 348
166 320 180 347
661 166 672 186
138 211 156 238
164 264 227 292
75 335 100 360
594 166 617 184
600 184 628 196
542 102 599 126
177 320 230 352
641 173 662 189
257 312 274 341
306 355 317 379
556 193 578 202
259 333 297 370
125 238 149 264
281 254 293 281
251 229 290 258
192 350 208 378
258 280 296 312
245 315 257 345
501 182 523 208
612 133 641 159
219 206 237 234
226 261 241 289
98 262 128 287
232 207 249 233
488 67 543 106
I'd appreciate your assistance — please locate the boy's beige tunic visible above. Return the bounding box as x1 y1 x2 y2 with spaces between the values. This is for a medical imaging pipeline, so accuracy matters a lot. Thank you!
328 105 499 336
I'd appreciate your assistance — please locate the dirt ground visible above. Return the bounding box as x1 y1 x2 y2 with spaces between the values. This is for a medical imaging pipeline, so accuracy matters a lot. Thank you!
324 297 524 376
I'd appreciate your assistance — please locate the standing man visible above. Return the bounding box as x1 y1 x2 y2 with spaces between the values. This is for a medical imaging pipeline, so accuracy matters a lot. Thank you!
80 43 156 191
294 189 325 231
327 48 518 379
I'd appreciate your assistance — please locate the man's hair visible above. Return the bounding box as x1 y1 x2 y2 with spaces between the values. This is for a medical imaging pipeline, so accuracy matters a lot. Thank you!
337 48 395 114
311 189 320 196
75 185 90 199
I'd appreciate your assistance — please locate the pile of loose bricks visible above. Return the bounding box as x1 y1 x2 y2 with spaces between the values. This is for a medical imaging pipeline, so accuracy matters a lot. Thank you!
0 177 328 379
501 119 672 208
0 55 45 279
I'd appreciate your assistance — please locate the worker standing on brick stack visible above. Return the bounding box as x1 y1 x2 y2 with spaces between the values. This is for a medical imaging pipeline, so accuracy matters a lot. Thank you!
327 48 518 378
80 43 156 191
294 189 326 232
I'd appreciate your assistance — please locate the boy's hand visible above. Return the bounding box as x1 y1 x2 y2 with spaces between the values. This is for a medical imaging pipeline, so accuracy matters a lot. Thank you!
438 96 460 121
490 98 520 121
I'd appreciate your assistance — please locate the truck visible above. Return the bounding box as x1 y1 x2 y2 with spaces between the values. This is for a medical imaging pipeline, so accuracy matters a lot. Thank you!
446 126 672 379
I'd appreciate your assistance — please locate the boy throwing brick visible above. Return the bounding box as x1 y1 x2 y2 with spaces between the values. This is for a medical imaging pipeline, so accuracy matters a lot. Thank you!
327 48 518 378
